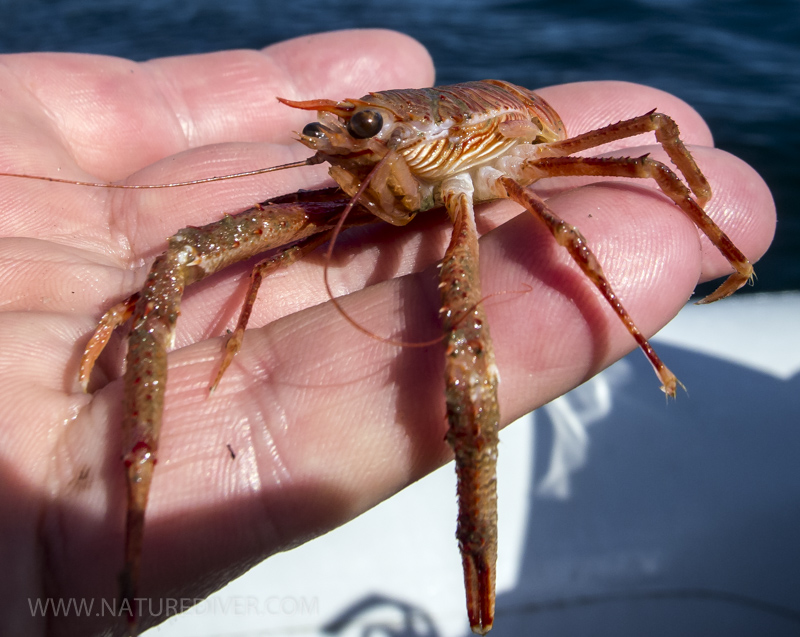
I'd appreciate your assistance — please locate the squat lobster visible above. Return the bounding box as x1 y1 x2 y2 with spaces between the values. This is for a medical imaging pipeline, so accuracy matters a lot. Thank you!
3 79 754 635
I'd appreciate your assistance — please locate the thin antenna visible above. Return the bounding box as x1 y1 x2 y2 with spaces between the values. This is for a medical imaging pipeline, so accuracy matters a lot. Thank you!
0 158 316 189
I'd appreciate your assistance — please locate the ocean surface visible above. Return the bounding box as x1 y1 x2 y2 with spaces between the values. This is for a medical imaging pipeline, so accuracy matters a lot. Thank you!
1 0 797 291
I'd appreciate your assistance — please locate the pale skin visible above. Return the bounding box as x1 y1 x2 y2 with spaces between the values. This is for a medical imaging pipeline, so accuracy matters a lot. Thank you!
0 30 776 636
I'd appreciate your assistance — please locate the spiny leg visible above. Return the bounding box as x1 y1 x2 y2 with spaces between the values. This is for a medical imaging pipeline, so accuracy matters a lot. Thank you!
499 176 680 396
120 202 348 634
439 175 500 635
78 188 354 392
544 111 712 205
79 191 353 394
78 196 350 636
119 250 186 632
522 155 753 303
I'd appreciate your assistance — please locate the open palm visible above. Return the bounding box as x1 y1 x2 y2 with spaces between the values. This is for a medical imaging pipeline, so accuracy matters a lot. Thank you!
0 30 774 636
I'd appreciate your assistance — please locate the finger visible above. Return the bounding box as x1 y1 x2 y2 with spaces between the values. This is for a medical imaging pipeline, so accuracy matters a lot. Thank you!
109 29 435 255
0 30 433 182
678 147 775 281
538 80 714 147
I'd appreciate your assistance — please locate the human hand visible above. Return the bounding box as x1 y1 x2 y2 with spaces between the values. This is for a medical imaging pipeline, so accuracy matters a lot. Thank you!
0 30 774 636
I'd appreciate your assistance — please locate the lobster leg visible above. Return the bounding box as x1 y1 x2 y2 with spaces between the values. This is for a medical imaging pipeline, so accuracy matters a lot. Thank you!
499 176 680 395
543 111 712 205
522 155 753 303
439 176 500 635
80 194 352 635
210 230 334 392
79 293 138 391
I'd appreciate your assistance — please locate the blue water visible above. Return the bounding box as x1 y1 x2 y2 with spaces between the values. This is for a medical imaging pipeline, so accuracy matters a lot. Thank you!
1 0 797 291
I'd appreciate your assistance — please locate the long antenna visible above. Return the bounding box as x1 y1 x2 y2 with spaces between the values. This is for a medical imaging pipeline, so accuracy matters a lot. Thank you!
0 158 315 189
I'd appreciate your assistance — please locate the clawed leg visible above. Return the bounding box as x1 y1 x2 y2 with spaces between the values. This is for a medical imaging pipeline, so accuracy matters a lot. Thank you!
77 193 352 635
78 293 138 391
439 175 500 634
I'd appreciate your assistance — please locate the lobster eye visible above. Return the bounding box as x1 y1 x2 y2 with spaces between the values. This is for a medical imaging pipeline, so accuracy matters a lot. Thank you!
302 122 331 138
347 109 383 139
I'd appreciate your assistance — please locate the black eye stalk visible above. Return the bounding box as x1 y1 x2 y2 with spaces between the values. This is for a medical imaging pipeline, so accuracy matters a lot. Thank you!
346 109 383 139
